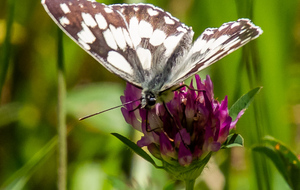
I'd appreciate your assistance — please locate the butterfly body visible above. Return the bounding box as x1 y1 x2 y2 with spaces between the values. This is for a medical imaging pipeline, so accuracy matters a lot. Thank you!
42 0 262 108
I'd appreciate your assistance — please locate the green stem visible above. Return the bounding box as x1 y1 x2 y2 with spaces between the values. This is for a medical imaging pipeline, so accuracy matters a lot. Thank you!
185 179 195 190
57 28 67 190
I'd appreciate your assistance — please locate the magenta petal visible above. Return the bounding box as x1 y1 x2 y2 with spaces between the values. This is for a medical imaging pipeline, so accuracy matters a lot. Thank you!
185 89 196 121
121 107 141 131
218 116 232 143
195 74 202 92
204 75 214 100
137 136 153 147
175 128 191 147
123 83 141 103
193 146 203 158
178 142 193 166
160 132 176 158
219 96 229 118
121 74 246 167
230 109 245 129
137 131 159 147
209 141 221 152
137 136 152 147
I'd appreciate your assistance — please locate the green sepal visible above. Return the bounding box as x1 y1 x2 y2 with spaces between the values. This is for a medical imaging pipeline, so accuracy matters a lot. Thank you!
163 152 212 181
221 133 244 149
111 133 163 169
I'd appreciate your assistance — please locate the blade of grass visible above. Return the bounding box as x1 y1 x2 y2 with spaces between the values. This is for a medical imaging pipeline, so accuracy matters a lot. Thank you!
57 28 67 190
0 0 15 97
0 137 57 189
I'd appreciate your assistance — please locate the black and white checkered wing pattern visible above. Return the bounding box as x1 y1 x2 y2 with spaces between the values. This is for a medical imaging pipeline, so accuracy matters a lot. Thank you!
109 3 194 91
163 19 263 89
42 0 194 90
42 0 145 87
42 0 262 101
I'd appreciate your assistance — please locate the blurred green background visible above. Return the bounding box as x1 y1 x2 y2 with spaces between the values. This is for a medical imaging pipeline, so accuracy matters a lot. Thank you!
0 0 299 189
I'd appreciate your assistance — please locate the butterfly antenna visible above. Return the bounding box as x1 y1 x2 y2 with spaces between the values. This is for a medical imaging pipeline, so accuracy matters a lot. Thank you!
79 98 141 121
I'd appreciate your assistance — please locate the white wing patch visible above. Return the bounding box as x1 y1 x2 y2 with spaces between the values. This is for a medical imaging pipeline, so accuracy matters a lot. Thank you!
164 16 175 25
147 8 159 16
78 38 91 50
95 13 108 29
109 25 127 50
139 20 153 38
107 51 133 74
77 22 96 44
137 48 152 70
103 29 118 50
163 33 184 57
150 29 166 46
59 16 70 26
82 12 97 28
129 17 141 48
104 7 113 13
60 3 71 14
122 28 133 48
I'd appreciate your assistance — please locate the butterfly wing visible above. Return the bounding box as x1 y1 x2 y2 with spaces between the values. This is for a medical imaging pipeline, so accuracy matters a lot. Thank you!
108 4 194 92
42 0 194 93
42 0 146 87
162 19 263 90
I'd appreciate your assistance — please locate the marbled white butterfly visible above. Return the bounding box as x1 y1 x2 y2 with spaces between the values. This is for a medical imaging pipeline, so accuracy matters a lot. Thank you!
42 0 262 110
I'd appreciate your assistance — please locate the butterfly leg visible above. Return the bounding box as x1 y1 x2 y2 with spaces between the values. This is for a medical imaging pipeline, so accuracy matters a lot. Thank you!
145 109 164 132
129 104 160 133
129 103 141 113
163 102 188 148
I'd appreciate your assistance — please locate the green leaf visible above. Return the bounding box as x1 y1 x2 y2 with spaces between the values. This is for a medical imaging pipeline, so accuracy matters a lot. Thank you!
229 87 262 121
111 133 162 169
253 136 300 189
221 133 244 149
253 146 289 181
262 136 300 167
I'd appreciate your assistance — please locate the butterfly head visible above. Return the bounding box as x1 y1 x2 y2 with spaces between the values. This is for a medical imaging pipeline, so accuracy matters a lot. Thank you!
141 87 176 109
141 91 157 109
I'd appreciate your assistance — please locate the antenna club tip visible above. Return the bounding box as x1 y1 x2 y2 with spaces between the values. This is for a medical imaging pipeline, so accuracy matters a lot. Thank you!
79 117 86 121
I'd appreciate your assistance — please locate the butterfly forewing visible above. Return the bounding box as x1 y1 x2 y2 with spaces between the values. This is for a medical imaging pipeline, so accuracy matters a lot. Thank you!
42 0 146 87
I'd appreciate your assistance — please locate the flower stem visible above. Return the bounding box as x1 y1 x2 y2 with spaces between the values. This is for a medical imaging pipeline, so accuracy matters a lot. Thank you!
185 179 195 190
57 28 67 190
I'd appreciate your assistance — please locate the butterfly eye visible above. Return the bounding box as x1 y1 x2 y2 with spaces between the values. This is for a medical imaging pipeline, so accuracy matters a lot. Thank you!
146 93 156 106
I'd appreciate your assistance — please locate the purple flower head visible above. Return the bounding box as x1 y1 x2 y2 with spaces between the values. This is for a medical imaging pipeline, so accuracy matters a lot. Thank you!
121 75 244 166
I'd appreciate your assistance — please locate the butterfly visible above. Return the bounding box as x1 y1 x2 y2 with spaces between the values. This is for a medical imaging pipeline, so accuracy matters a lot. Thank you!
42 0 262 111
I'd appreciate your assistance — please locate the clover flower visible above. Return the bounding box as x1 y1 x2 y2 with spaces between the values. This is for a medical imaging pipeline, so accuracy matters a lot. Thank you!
121 74 244 169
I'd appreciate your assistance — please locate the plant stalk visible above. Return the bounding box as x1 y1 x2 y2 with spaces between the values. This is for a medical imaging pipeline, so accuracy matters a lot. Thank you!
185 179 195 190
57 28 67 190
